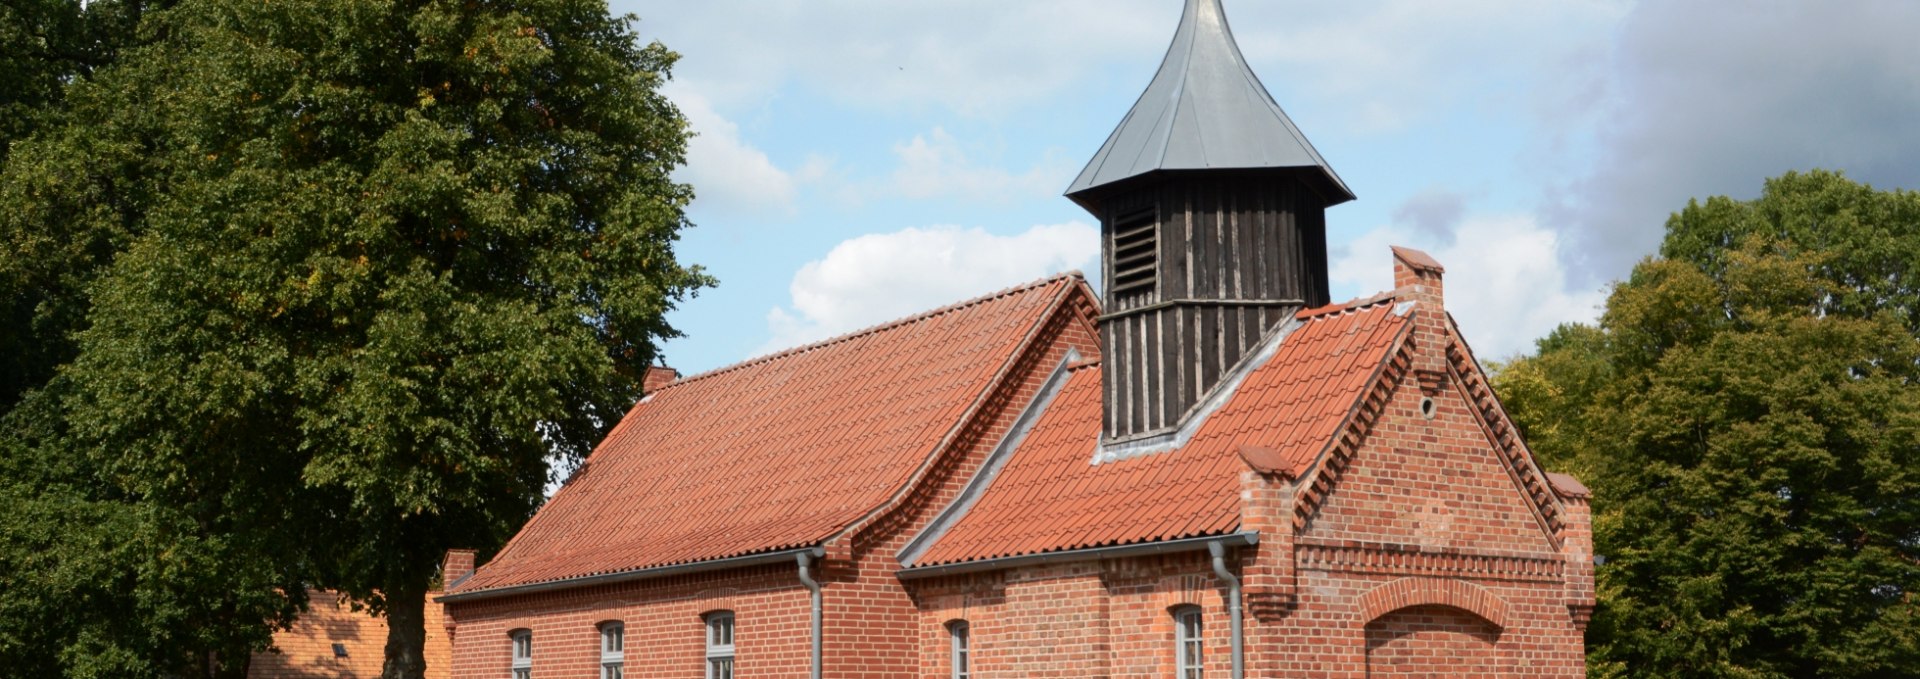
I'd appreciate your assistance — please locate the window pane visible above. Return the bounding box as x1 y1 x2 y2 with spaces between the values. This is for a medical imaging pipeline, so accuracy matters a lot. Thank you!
951 622 970 679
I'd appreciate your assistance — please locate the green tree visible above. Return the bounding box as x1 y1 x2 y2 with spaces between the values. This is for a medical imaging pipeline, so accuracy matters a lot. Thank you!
0 0 171 408
0 0 710 675
1496 171 1920 678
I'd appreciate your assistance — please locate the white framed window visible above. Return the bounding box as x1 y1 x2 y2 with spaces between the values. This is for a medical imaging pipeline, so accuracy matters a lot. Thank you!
948 620 971 679
1174 606 1203 679
705 611 735 679
600 622 625 679
509 629 532 679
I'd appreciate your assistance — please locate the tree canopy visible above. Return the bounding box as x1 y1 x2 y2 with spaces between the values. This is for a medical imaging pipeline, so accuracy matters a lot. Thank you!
0 0 709 675
1496 170 1920 678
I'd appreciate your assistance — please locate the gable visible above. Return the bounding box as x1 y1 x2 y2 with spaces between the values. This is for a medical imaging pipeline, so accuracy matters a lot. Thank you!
1297 339 1559 555
453 275 1086 596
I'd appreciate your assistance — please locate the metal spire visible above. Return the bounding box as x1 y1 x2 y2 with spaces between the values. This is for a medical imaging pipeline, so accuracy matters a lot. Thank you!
1066 0 1353 204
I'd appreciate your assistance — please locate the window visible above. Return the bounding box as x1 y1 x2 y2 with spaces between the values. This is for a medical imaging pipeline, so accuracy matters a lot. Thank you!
600 622 625 679
948 621 971 679
705 612 735 679
1109 207 1158 300
1174 607 1203 679
509 629 532 679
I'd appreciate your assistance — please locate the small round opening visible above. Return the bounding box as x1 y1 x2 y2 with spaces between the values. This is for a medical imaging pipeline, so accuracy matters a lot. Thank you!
1419 397 1436 419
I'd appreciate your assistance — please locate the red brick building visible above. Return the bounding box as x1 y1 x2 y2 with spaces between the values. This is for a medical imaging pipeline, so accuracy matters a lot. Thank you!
438 1 1593 677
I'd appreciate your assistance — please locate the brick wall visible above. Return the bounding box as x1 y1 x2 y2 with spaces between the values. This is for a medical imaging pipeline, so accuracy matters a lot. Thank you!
250 589 452 679
1242 250 1589 677
906 554 1235 679
445 564 813 679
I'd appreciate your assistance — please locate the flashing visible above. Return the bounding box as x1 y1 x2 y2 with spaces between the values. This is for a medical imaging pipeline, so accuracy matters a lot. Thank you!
896 532 1258 580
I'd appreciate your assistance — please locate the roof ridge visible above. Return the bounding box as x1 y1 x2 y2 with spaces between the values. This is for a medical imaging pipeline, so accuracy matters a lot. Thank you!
662 271 1085 390
1295 290 1400 321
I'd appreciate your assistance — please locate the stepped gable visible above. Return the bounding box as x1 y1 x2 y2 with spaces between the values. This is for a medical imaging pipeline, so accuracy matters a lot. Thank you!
454 274 1081 595
909 295 1410 567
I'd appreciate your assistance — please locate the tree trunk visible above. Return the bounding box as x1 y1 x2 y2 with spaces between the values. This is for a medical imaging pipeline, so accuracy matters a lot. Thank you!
382 579 429 679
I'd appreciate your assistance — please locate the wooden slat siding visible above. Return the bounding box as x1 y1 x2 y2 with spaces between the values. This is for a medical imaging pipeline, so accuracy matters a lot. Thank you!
1095 171 1332 440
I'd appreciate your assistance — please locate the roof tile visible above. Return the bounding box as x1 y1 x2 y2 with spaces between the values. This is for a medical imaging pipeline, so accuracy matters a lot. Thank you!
911 299 1409 566
456 276 1078 594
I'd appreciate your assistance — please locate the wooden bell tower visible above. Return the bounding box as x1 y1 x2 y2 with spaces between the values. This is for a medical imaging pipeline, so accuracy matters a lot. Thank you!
1068 0 1354 443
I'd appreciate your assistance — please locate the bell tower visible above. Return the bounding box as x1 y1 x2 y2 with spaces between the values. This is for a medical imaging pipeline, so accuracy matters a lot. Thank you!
1070 0 1354 443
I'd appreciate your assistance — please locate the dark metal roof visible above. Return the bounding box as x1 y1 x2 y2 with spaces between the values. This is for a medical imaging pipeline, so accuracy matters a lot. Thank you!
1066 0 1353 204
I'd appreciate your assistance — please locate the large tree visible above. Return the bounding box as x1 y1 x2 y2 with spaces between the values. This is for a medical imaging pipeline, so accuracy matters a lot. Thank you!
0 0 172 408
0 0 710 675
1496 171 1920 678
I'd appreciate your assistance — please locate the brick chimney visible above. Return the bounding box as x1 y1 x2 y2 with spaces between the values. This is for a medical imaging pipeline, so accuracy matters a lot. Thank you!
643 365 679 393
440 549 476 591
1390 246 1449 393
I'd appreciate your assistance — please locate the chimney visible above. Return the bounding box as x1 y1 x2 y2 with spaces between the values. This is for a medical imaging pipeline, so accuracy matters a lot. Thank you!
643 365 679 393
1390 246 1449 391
1069 0 1353 443
440 549 476 591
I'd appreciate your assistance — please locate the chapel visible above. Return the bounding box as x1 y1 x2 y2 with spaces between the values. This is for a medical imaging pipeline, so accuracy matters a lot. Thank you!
437 1 1595 677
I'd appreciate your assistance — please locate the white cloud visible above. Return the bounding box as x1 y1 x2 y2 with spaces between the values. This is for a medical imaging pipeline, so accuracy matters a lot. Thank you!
885 128 1073 202
632 1 1169 116
1331 213 1606 362
670 87 799 216
758 222 1099 355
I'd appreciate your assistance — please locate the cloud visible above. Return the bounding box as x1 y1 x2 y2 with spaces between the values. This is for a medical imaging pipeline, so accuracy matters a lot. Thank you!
1333 198 1606 361
670 87 799 216
634 1 1169 116
1227 0 1628 133
1392 188 1470 241
758 222 1099 355
1550 0 1920 286
884 128 1074 202
633 1 1622 128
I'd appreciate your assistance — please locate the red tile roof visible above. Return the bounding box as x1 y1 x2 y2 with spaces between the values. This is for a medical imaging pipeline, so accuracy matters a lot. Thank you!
454 275 1083 595
910 297 1411 567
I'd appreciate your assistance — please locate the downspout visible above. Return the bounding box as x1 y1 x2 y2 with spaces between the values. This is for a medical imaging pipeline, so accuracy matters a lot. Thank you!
1208 540 1244 679
797 552 823 679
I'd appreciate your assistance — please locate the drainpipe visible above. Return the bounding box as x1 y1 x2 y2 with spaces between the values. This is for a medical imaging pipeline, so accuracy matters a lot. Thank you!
797 552 823 679
1208 540 1244 679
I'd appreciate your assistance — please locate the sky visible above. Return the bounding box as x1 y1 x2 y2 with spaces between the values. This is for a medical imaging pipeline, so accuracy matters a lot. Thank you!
608 0 1920 376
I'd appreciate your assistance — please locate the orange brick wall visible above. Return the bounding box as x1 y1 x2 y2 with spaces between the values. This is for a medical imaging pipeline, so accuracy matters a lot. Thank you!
908 554 1236 679
444 563 813 679
1247 323 1587 678
1364 605 1502 677
250 589 452 679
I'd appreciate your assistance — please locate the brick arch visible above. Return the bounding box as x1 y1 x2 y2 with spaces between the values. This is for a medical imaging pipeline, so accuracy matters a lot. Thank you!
694 587 741 616
1355 577 1509 631
1154 574 1212 610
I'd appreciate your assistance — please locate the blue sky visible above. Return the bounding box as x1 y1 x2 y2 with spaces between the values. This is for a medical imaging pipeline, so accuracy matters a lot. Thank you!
608 0 1920 376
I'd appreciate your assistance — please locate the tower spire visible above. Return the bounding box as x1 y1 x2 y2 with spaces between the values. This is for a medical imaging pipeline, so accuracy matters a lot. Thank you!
1066 0 1352 210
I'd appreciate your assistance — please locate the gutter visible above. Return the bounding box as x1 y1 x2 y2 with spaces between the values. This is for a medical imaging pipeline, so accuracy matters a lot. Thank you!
1209 540 1244 679
436 546 827 603
796 552 823 679
896 532 1258 580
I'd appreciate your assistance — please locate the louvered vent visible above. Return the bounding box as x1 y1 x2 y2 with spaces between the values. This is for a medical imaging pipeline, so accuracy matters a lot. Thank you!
1109 209 1158 300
